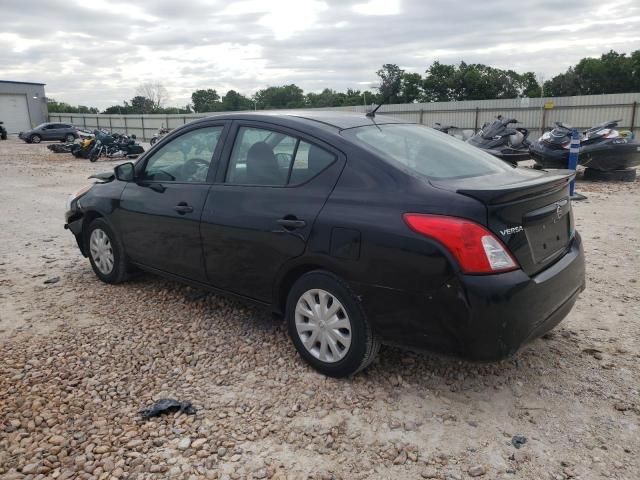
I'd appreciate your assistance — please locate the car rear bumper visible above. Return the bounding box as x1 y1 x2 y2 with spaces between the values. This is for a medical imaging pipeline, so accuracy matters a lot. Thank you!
356 233 585 361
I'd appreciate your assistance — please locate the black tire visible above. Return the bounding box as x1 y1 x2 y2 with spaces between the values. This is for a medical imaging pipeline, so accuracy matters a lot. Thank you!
1 132 7 140
85 218 129 284
30 134 41 144
584 168 636 182
89 148 99 162
150 137 157 146
64 133 75 143
286 270 380 377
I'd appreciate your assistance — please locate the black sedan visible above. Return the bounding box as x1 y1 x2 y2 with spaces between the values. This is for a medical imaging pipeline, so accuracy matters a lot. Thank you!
65 111 585 377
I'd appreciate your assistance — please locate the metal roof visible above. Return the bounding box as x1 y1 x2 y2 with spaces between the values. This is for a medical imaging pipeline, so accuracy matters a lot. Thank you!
0 80 46 86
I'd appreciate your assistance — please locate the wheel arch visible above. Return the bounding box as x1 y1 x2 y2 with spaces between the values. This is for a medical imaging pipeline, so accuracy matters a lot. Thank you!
273 258 349 317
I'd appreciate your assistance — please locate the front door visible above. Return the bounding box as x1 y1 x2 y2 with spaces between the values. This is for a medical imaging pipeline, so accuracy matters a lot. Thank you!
41 124 59 140
116 124 227 281
201 122 344 301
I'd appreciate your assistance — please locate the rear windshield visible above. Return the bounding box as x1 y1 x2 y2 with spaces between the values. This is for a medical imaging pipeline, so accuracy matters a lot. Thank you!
342 124 513 180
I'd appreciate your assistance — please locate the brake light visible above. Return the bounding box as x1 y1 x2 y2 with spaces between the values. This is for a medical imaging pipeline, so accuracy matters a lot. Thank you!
403 214 519 274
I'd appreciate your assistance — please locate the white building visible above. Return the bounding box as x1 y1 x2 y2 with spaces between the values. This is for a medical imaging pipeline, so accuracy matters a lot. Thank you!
0 80 48 134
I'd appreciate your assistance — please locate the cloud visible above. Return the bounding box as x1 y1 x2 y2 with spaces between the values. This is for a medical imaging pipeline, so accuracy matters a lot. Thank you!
0 0 638 109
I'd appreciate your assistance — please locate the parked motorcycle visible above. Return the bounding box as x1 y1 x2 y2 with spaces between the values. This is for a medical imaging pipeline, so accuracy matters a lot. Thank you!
432 123 474 141
48 142 75 153
529 120 640 174
466 116 531 165
72 137 96 158
89 130 144 162
150 127 171 145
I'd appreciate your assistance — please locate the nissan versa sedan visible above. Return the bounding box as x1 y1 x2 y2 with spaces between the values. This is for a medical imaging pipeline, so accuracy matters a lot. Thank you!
64 112 585 377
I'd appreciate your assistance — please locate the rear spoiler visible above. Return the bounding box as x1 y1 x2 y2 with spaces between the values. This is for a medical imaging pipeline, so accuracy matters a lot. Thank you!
436 170 575 205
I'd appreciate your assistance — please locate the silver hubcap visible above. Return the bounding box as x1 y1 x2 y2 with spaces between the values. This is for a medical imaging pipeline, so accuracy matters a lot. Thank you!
295 289 352 363
89 228 114 275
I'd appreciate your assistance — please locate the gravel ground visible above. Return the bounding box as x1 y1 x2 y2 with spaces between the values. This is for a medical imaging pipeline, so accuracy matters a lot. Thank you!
0 136 639 480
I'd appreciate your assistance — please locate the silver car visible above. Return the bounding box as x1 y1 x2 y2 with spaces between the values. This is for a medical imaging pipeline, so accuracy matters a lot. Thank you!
19 122 78 144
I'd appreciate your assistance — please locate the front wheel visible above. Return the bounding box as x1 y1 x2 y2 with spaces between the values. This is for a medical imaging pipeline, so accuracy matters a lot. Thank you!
286 271 380 377
89 147 100 162
150 137 157 145
86 218 129 284
30 134 41 144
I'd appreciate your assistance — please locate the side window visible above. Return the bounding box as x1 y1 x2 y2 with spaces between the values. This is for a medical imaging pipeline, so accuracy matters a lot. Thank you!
226 127 296 186
225 127 336 186
141 126 223 183
289 141 335 184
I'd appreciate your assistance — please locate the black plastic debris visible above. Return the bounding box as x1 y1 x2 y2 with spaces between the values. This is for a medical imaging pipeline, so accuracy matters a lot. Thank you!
511 435 527 449
138 399 196 419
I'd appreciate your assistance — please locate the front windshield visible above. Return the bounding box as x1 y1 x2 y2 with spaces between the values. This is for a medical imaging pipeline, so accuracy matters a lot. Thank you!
343 124 513 180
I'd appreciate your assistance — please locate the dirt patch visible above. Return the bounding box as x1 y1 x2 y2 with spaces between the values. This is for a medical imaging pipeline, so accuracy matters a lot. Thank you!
1 137 639 479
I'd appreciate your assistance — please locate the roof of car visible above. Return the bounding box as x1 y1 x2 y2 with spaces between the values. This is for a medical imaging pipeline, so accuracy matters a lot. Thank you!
194 110 408 131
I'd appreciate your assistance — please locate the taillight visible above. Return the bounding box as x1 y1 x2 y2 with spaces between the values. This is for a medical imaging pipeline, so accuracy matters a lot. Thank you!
403 214 519 274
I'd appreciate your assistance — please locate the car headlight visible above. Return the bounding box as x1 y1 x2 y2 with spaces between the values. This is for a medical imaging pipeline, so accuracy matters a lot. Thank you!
66 184 93 211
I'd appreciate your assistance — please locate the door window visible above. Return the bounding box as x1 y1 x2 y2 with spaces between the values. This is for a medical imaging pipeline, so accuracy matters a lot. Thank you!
141 126 223 183
225 127 335 186
289 141 335 184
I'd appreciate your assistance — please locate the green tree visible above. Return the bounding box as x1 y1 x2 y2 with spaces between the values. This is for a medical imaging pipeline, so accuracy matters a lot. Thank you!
422 61 540 101
422 61 456 102
544 50 639 96
221 90 252 111
306 88 339 108
191 89 221 113
47 99 99 114
254 84 305 109
376 64 404 103
130 96 155 114
399 72 423 103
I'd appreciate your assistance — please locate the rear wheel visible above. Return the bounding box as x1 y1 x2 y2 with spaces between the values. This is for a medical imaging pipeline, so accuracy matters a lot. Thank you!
86 218 129 284
64 133 75 143
30 134 41 144
286 270 380 377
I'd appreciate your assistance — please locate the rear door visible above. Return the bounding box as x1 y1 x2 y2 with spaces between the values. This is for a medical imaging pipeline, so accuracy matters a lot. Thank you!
201 121 344 301
116 122 228 281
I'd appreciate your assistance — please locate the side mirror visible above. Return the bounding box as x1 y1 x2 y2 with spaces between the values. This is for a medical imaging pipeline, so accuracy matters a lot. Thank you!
114 162 135 182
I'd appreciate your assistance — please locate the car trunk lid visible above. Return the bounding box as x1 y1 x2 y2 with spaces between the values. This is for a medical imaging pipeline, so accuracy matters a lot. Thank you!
431 168 575 276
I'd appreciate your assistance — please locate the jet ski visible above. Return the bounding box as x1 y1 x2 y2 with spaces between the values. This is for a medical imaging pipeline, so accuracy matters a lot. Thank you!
432 123 474 141
466 116 531 165
529 119 640 171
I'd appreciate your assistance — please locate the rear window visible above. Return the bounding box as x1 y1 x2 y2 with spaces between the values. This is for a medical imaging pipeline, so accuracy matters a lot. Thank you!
342 124 513 180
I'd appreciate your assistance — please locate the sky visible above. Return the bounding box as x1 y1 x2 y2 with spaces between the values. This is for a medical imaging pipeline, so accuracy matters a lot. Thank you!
1 0 639 109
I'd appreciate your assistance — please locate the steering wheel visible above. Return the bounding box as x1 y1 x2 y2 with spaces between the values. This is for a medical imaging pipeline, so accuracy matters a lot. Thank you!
182 157 210 181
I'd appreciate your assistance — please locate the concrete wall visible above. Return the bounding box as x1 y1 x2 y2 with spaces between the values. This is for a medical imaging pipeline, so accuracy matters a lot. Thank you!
50 93 640 141
0 81 48 130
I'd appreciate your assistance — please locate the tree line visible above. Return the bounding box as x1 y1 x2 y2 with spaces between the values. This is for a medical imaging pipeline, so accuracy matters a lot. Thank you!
48 50 639 115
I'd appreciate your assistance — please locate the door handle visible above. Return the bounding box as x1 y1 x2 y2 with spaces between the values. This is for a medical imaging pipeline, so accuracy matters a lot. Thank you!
277 217 306 230
174 202 193 214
